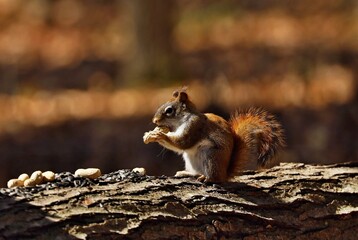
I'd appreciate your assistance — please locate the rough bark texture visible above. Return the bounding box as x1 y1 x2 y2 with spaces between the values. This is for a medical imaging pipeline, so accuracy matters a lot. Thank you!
0 162 357 240
124 0 180 85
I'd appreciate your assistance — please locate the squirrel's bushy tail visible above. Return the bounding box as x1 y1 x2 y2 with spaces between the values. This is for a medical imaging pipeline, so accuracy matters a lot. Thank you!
229 108 285 174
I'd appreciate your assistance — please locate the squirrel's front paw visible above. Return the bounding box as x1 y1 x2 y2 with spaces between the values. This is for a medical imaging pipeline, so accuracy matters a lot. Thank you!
143 126 169 144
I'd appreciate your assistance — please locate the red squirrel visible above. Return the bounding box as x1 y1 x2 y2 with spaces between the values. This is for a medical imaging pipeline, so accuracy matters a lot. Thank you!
143 88 285 182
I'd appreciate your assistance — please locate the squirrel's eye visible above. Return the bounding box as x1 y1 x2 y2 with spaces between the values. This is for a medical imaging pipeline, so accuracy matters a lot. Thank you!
165 106 174 116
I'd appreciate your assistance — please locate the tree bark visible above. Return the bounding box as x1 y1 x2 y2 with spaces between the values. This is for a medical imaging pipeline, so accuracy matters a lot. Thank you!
0 162 357 239
123 0 181 85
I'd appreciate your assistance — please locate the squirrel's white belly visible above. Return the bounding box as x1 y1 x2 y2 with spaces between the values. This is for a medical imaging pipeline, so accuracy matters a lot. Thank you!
183 139 213 174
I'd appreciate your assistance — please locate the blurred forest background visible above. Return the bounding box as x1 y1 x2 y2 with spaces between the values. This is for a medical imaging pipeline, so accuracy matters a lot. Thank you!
0 0 357 187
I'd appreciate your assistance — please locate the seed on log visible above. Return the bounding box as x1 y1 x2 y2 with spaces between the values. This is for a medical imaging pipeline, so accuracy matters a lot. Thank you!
42 171 55 182
18 173 30 182
7 179 24 188
132 167 146 176
24 178 37 187
75 168 102 179
30 171 43 185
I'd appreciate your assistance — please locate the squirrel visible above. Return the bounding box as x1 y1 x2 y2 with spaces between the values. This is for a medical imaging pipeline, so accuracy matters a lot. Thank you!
143 88 285 182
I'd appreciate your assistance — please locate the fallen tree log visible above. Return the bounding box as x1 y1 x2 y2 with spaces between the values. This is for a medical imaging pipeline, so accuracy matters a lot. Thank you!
0 162 357 239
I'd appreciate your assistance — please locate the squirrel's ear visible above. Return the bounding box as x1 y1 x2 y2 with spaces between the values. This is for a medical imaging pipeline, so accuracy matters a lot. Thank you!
173 87 188 102
172 90 179 98
178 91 188 103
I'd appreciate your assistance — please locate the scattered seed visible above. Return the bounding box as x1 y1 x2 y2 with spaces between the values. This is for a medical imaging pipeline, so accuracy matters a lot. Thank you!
75 168 101 179
30 171 43 185
18 173 30 182
24 178 37 187
42 171 55 182
1 168 150 198
7 179 24 188
132 167 146 176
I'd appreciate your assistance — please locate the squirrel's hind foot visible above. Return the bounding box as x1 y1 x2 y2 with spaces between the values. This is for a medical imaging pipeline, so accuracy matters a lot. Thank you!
174 170 200 178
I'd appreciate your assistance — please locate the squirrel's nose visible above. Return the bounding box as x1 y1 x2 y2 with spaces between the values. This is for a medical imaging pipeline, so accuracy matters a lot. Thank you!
152 117 160 125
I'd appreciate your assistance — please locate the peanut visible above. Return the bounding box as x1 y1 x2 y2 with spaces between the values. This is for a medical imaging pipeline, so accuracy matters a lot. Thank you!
7 179 24 188
30 171 43 185
75 168 101 179
42 171 55 182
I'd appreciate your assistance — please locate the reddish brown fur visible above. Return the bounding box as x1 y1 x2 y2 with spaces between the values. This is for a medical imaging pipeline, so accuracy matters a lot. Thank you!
146 87 285 182
204 113 234 181
229 108 285 176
